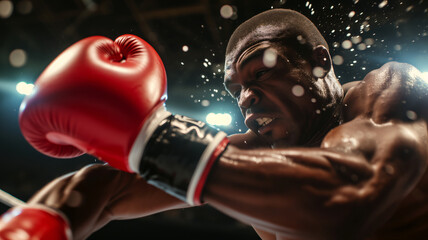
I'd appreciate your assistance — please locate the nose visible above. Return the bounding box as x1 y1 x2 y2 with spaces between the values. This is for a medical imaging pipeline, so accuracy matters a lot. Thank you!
238 88 260 111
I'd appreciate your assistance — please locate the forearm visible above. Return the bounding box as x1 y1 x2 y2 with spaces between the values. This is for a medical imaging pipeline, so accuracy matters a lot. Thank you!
203 146 375 237
204 122 427 238
204 148 352 232
28 164 186 240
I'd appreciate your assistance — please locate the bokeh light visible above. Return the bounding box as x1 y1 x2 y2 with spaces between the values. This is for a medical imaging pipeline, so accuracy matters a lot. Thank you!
220 5 234 19
263 48 277 68
291 85 305 97
0 0 13 18
341 40 352 49
422 72 428 82
9 49 27 68
206 113 232 126
16 81 34 95
16 0 32 15
332 55 344 65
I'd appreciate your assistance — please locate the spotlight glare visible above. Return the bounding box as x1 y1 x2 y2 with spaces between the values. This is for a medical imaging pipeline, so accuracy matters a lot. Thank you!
422 72 428 83
16 82 34 95
0 0 13 19
206 113 232 126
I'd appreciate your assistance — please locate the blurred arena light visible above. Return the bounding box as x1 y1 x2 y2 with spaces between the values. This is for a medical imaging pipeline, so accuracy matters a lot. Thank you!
0 0 13 18
16 0 32 15
220 5 233 19
206 113 232 126
422 72 428 82
16 82 34 95
9 49 27 68
220 4 237 20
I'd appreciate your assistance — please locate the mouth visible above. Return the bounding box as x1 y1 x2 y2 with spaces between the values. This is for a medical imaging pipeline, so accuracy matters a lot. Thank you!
245 114 278 135
255 117 274 127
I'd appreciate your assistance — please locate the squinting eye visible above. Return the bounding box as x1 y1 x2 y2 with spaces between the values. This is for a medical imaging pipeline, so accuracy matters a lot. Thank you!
256 69 269 79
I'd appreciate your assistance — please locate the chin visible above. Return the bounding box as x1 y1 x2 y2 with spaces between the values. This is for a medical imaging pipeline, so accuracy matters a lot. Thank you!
271 137 299 149
272 141 291 149
270 128 300 149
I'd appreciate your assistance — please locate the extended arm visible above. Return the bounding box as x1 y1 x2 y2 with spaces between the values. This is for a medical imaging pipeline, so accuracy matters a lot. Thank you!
28 164 187 240
206 118 426 239
27 164 187 240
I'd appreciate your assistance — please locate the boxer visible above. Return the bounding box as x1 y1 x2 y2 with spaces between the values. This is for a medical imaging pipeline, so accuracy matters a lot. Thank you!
1 9 427 240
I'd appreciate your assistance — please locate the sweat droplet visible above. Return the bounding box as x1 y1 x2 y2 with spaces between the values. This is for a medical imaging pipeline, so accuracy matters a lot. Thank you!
263 48 277 68
296 35 306 44
378 0 388 8
66 190 83 207
406 110 417 120
384 164 395 175
312 66 324 78
292 85 305 97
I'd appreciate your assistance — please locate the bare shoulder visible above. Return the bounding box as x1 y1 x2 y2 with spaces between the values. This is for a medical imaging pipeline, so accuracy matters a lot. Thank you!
321 62 428 238
342 80 361 95
342 62 428 123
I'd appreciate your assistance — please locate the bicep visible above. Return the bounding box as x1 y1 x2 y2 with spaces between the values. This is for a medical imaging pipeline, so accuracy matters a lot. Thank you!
321 117 428 208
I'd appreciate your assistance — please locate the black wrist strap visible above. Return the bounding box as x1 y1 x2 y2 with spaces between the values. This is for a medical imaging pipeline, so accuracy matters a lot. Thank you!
139 115 225 203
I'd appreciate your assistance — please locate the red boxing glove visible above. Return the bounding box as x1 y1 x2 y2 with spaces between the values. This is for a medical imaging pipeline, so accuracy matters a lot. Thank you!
19 34 168 172
19 35 229 205
0 206 71 240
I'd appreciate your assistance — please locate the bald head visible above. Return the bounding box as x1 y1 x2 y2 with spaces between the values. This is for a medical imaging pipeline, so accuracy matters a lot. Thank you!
224 9 343 145
225 9 328 66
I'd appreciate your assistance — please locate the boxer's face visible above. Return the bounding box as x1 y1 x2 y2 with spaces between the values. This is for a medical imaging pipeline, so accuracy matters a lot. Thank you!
224 43 323 148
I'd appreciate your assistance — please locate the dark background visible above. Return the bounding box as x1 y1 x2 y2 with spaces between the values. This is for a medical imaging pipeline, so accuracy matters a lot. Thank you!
0 0 427 239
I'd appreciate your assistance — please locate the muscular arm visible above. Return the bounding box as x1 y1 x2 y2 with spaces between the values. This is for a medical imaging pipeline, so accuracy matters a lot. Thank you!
28 164 187 240
23 63 428 240
204 62 428 239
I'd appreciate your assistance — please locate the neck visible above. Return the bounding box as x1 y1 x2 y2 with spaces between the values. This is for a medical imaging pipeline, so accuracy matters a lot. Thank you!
303 73 344 147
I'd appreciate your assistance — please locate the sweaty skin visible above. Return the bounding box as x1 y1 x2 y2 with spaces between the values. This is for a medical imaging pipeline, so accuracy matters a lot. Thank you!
208 31 428 239
25 13 428 239
28 165 188 240
28 60 428 240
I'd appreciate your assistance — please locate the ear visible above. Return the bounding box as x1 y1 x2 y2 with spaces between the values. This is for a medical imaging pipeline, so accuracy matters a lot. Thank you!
311 45 332 78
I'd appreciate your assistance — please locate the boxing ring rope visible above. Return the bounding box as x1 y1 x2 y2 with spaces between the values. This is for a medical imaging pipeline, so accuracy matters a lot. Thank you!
0 188 25 207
